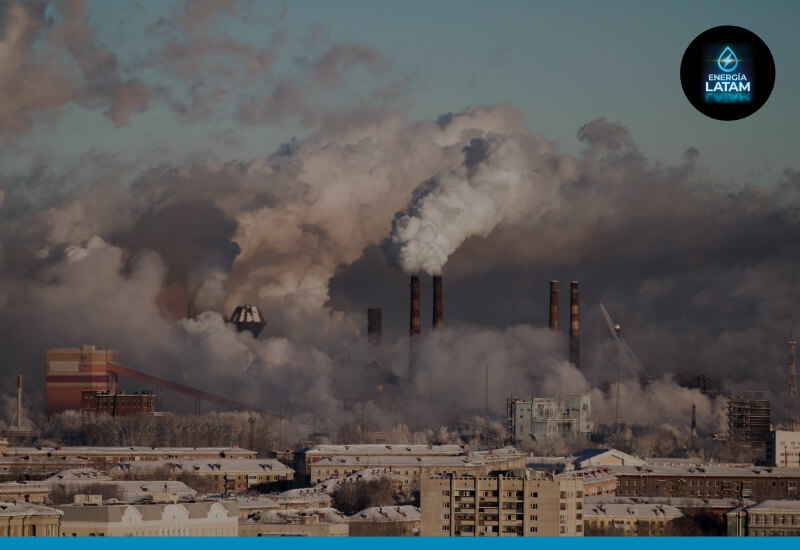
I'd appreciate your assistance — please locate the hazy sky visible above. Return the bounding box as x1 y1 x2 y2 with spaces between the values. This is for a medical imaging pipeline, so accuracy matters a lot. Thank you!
2 0 799 428
6 0 799 185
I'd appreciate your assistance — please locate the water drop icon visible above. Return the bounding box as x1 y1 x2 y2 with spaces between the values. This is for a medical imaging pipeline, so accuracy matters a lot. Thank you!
717 46 738 72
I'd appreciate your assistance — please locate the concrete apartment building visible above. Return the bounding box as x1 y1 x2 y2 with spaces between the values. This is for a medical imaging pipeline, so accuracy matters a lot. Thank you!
0 482 50 504
767 430 800 468
57 501 238 536
419 470 584 537
584 503 683 535
109 458 294 493
0 500 62 536
294 444 469 477
727 500 800 536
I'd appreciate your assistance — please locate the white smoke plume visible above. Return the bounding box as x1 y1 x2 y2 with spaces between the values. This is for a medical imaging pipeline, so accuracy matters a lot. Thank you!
388 127 578 274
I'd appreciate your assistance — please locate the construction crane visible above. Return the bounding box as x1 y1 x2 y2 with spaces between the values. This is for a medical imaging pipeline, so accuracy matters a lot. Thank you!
599 303 650 432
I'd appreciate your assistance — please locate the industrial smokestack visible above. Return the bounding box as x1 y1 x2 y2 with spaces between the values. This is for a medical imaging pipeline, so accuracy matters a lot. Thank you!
409 275 420 337
569 281 580 368
692 403 697 439
367 308 383 345
549 280 559 331
17 375 22 430
433 275 443 329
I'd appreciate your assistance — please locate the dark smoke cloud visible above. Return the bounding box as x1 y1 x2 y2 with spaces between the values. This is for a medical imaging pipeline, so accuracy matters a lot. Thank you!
1 102 798 440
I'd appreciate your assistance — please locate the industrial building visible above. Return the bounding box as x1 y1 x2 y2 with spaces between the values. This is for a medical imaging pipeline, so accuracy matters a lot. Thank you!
46 345 119 414
506 393 592 443
80 389 156 416
766 430 800 468
727 500 800 536
45 344 263 415
57 501 239 536
419 470 584 536
727 395 771 459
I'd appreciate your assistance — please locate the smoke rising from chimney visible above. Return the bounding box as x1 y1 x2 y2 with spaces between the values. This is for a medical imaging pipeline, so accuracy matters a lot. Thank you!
409 275 420 337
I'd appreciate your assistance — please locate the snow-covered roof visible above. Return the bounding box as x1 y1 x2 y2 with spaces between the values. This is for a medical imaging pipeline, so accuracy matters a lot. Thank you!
584 503 684 519
347 506 419 523
746 500 800 512
46 468 111 481
586 496 753 509
0 499 63 517
109 458 293 475
243 507 347 525
302 444 466 456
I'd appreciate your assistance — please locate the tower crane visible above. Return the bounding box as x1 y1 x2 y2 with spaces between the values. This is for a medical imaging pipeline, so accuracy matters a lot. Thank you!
599 303 650 432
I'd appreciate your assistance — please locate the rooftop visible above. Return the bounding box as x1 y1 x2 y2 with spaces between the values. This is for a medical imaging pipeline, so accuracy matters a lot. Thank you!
109 458 293 475
0 499 63 517
584 503 684 519
746 500 800 512
347 505 420 523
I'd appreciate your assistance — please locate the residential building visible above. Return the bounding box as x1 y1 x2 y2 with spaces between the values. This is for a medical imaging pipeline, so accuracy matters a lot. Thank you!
507 393 592 443
767 430 800 468
419 470 584 537
57 501 238 536
562 468 617 497
348 505 420 536
310 447 525 485
109 458 294 493
238 507 348 536
727 500 800 536
584 503 683 535
611 463 800 500
0 499 62 536
2 445 255 469
0 481 50 504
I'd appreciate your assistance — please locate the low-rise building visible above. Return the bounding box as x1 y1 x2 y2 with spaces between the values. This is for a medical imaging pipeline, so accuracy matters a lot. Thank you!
563 468 617 497
726 500 800 536
419 470 584 537
0 481 50 504
58 501 238 536
239 507 349 536
310 447 525 485
3 446 256 469
0 499 62 536
767 430 800 468
584 502 683 535
348 505 420 536
610 463 800 500
0 456 91 482
46 469 197 501
80 390 156 416
109 458 294 493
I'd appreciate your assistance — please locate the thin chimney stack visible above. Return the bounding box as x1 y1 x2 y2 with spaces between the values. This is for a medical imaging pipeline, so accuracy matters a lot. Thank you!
367 308 383 345
17 374 22 430
691 403 697 439
409 275 421 337
569 281 580 369
433 275 443 329
549 280 559 331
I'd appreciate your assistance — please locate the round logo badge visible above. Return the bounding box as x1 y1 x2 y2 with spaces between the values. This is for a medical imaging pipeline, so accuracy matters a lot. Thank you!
680 26 775 120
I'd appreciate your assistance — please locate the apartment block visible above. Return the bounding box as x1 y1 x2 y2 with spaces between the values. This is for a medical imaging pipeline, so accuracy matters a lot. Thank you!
419 470 584 537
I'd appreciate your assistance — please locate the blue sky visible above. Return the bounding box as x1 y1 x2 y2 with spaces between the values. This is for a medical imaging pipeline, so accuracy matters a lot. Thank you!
7 0 800 186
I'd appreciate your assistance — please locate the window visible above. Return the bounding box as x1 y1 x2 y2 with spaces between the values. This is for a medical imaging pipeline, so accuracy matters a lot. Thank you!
530 515 538 521
529 526 538 533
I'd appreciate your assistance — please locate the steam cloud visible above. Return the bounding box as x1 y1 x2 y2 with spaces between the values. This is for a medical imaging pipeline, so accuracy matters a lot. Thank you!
2 2 799 446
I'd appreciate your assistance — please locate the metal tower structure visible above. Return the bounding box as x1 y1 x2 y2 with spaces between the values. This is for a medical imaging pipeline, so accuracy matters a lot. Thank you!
599 303 649 432
789 333 798 431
